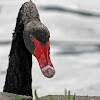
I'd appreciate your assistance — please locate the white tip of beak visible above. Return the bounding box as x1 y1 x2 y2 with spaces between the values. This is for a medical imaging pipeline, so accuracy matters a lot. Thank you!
41 65 55 78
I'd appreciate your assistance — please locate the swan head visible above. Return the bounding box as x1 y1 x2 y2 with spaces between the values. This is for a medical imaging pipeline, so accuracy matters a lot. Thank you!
23 21 55 78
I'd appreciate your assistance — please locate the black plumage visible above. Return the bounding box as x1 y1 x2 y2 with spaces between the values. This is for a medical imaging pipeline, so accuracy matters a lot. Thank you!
3 1 40 96
3 0 53 96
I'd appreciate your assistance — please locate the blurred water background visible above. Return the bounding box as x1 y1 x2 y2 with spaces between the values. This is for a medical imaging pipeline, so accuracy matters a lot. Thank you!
0 0 100 99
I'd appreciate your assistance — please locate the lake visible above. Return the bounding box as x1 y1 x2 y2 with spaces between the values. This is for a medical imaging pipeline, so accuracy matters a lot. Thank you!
0 0 100 99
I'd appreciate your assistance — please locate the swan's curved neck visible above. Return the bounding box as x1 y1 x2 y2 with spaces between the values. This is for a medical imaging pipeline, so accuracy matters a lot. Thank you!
3 33 32 96
3 4 33 96
3 1 40 96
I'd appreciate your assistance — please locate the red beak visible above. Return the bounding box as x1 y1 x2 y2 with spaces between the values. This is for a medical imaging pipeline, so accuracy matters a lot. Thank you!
33 37 55 78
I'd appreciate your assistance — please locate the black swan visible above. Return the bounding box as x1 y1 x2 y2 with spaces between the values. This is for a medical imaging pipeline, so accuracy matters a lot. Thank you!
3 1 55 96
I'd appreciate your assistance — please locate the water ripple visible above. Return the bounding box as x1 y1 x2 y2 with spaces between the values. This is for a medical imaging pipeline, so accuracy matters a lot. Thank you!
0 41 11 45
39 5 100 18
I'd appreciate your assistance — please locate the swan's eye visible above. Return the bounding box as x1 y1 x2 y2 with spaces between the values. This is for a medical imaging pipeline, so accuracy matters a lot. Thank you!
30 35 34 40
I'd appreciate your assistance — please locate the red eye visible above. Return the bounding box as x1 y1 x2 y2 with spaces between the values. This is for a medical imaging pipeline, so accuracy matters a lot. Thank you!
30 35 33 40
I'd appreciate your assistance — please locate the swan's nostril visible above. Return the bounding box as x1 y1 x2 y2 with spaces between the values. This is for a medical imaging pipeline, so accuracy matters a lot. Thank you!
41 66 55 78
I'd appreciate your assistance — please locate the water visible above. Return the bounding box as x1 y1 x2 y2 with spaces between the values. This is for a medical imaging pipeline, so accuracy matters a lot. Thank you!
0 0 100 99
